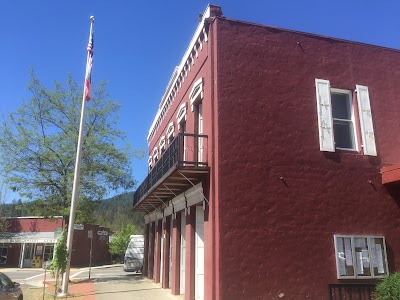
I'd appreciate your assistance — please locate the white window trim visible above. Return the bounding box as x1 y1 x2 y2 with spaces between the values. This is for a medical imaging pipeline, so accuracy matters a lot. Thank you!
177 102 188 128
148 156 153 168
166 122 175 140
189 77 203 111
333 234 389 279
159 136 166 152
153 147 158 161
330 88 359 152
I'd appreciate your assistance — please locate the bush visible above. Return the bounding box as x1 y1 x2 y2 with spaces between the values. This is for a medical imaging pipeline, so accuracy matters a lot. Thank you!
375 272 400 300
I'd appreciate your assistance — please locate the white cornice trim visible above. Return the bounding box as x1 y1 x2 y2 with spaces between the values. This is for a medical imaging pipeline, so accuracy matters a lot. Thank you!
147 5 212 144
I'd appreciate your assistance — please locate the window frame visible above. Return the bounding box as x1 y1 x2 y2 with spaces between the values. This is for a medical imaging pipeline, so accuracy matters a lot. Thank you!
333 234 389 279
330 88 358 152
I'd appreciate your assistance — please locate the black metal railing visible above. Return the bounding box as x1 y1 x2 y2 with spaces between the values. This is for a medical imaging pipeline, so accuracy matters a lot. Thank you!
133 133 208 208
329 283 376 300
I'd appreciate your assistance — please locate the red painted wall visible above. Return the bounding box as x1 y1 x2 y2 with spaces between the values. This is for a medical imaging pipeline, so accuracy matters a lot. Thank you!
7 217 62 233
4 218 110 268
213 17 400 299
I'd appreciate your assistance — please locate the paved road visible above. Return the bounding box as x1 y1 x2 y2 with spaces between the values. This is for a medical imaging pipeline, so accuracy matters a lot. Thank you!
1 268 47 283
2 265 183 299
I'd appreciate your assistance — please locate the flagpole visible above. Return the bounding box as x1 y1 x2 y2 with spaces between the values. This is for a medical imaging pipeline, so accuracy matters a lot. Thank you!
60 16 95 296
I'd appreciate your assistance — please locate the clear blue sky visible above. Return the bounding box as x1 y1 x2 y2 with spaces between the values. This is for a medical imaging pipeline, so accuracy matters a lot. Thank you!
1 0 399 201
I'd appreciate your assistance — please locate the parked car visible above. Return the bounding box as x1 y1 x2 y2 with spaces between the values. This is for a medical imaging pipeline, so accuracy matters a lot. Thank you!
0 272 23 299
123 235 144 272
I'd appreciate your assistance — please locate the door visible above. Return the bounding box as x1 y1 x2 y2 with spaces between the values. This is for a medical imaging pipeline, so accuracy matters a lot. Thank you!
180 211 186 295
195 206 205 300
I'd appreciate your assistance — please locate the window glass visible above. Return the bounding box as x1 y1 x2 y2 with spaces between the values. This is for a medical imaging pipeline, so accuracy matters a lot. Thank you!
334 235 388 279
331 90 356 150
332 93 351 119
0 273 13 288
0 246 7 264
333 121 355 149
370 238 387 276
336 236 355 277
354 237 371 277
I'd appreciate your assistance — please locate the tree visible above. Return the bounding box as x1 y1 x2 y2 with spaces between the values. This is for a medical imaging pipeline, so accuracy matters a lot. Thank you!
109 223 139 256
0 71 142 222
49 230 68 294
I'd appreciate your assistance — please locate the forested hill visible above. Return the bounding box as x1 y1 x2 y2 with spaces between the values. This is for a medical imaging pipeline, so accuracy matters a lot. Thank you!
0 192 144 233
94 192 144 233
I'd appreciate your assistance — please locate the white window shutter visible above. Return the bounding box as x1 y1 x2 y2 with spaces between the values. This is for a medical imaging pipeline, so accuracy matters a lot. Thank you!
356 85 377 156
315 79 335 152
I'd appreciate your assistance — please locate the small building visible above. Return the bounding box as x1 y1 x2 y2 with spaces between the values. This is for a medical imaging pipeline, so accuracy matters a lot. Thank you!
132 4 400 300
0 217 111 268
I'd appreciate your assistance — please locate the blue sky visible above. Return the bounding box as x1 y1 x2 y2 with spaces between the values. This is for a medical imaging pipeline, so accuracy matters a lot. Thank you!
1 0 399 202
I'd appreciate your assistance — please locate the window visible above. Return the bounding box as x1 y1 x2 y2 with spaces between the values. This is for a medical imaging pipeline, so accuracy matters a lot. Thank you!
315 79 377 155
159 136 166 154
166 122 175 144
331 89 356 150
189 77 203 111
153 148 159 163
334 235 388 279
0 244 7 264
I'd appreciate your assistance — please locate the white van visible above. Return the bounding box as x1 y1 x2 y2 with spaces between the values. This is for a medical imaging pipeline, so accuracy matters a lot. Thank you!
123 235 144 272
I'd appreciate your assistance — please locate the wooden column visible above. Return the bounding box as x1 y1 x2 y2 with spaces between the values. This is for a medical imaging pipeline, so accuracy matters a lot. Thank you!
185 207 196 300
154 219 162 283
171 213 181 294
162 216 171 288
143 223 149 277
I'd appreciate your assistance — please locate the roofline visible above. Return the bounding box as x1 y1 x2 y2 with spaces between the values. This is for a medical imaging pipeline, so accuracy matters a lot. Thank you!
147 4 222 144
2 216 63 220
219 16 400 53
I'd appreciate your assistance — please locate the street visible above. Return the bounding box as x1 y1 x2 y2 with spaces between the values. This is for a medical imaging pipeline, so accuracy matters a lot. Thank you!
1 265 182 299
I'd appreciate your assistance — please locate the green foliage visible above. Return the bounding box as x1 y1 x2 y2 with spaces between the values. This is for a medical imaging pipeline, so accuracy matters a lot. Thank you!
0 219 9 233
109 223 139 256
49 230 68 277
0 71 143 221
375 272 400 300
93 192 144 232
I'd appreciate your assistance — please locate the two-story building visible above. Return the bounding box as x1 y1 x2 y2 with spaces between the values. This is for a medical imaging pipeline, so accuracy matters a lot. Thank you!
132 4 400 299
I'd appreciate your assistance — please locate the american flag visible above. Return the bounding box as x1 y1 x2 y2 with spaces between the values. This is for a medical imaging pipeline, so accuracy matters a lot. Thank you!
84 30 94 101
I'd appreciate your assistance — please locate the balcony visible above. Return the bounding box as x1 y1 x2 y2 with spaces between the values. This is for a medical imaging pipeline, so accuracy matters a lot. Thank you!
133 133 209 213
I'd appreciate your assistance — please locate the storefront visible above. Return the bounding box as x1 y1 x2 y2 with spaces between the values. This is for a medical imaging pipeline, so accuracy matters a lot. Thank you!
0 232 57 268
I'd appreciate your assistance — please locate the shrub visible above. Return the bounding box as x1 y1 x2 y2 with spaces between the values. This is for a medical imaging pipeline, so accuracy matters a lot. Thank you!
375 272 400 300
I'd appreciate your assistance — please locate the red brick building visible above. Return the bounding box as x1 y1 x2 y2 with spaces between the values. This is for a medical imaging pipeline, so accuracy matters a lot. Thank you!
132 5 400 299
0 217 110 268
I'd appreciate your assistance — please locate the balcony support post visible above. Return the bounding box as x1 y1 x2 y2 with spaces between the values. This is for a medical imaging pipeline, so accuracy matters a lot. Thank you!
178 171 209 204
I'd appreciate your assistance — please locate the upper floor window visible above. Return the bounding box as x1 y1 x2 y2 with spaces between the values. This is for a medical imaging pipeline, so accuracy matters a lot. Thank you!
177 103 188 129
331 89 356 151
159 136 166 154
153 147 158 163
315 79 376 156
190 77 203 111
166 122 175 144
334 235 388 279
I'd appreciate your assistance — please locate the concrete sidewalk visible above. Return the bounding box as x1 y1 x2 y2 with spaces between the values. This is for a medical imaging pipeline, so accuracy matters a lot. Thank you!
18 265 183 299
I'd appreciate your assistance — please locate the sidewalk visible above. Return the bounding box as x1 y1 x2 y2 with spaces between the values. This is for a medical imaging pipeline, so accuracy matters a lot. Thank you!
20 265 183 299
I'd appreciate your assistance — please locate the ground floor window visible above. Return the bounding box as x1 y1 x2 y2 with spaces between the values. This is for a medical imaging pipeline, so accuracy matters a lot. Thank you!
0 244 8 264
334 235 388 279
43 245 54 262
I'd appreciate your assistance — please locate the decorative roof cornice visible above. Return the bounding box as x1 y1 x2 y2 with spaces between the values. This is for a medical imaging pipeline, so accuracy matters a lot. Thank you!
147 5 222 144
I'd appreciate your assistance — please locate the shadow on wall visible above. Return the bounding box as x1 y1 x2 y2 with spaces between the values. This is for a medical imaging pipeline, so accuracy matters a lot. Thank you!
29 219 39 232
8 219 22 233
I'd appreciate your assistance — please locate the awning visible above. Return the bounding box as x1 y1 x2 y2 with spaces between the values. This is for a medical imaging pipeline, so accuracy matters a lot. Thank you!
0 232 58 244
381 164 400 184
